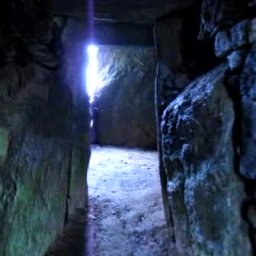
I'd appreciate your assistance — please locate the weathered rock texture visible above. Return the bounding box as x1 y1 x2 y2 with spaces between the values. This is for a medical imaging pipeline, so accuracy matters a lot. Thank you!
240 46 256 179
202 1 256 251
199 0 249 39
154 15 189 234
94 47 157 149
153 1 256 254
212 16 256 180
215 20 250 57
154 8 219 238
0 3 90 255
61 18 91 218
161 65 250 255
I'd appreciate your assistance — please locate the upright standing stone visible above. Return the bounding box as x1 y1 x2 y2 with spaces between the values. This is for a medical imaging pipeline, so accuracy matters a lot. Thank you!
161 64 251 256
240 46 256 179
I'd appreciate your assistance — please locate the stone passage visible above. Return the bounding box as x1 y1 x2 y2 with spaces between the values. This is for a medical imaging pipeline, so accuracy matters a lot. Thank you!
88 146 170 256
93 47 157 149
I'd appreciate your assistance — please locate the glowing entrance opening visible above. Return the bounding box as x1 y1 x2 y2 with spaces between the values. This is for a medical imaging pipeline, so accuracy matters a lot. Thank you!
86 44 100 103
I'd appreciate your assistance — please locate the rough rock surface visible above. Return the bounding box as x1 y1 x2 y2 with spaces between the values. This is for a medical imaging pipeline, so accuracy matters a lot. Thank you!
161 64 251 255
94 47 157 149
154 11 219 235
214 18 256 58
199 0 249 39
154 15 189 237
61 18 91 215
249 18 256 44
226 50 247 70
214 20 250 57
240 46 256 179
0 7 90 256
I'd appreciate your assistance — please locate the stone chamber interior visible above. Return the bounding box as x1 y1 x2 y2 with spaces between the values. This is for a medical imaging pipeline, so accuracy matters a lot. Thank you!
0 0 256 255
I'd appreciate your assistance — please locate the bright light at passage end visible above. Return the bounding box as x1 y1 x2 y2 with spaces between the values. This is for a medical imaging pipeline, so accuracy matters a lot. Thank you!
86 44 99 103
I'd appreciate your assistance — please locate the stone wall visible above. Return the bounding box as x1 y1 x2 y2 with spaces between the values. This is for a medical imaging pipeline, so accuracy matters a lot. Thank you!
61 17 91 220
156 0 256 254
0 3 90 255
93 47 157 149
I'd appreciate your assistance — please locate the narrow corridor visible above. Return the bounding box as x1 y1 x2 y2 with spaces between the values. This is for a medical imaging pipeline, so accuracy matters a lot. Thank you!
45 146 170 256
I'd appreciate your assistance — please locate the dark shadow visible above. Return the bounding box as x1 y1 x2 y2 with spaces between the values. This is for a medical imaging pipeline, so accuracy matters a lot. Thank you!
44 208 90 256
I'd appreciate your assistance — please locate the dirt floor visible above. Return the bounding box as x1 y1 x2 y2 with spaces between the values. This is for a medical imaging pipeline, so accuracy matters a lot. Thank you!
87 145 170 256
45 145 170 256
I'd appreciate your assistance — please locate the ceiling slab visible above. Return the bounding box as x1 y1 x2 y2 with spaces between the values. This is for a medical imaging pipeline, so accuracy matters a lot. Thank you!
93 23 154 46
51 0 196 24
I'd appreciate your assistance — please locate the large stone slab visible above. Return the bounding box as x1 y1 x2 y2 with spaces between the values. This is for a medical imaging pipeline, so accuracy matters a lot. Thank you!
199 0 249 39
94 23 154 47
240 46 256 179
0 64 72 256
61 18 91 216
161 64 251 255
51 0 195 24
94 47 157 149
214 18 256 58
0 7 91 256
214 20 250 57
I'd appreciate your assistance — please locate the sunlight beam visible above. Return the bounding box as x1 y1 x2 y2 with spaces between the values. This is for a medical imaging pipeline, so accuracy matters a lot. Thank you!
86 44 99 103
